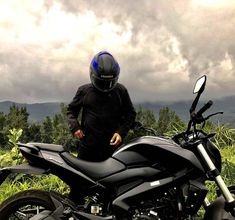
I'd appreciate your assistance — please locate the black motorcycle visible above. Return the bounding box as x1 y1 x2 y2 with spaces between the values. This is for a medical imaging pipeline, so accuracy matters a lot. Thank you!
0 75 234 219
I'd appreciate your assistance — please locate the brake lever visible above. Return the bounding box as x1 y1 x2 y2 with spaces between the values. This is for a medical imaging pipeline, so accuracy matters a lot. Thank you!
204 111 223 120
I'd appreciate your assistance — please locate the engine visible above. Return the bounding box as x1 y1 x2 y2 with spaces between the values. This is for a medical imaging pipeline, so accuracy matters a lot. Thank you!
131 188 181 220
82 183 206 219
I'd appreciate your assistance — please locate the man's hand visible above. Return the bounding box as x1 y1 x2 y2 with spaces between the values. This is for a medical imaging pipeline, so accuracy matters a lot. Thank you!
110 133 122 147
74 129 85 139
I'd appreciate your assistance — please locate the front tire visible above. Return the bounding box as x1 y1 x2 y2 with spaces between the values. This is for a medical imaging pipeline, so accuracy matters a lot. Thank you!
0 190 56 219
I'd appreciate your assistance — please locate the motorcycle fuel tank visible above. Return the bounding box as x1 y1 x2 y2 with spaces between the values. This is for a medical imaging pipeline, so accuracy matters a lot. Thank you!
112 136 204 173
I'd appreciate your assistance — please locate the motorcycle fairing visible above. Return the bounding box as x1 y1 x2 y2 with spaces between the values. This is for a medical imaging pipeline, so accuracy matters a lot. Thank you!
112 176 174 211
114 136 179 156
113 136 205 173
98 167 161 185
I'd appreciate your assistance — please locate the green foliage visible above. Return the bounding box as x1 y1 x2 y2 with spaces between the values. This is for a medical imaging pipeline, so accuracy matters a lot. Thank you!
31 104 77 150
127 106 186 140
0 105 30 148
0 147 24 167
27 123 42 142
0 103 77 151
125 106 158 141
203 122 235 148
220 146 235 186
157 107 186 136
136 106 157 128
51 103 77 150
0 175 69 204
5 105 29 131
4 105 29 143
7 128 23 147
0 128 25 167
40 116 53 143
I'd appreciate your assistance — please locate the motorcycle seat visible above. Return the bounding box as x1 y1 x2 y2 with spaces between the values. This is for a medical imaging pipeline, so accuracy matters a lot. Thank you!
61 152 126 179
18 142 65 152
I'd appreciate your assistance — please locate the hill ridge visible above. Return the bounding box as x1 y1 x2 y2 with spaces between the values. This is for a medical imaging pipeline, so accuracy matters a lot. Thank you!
0 95 235 126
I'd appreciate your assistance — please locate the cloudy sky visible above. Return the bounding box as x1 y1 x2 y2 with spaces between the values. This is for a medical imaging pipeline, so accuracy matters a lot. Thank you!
0 0 235 104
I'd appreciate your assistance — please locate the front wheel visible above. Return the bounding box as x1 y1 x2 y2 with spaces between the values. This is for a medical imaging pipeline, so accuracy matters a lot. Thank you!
0 190 56 219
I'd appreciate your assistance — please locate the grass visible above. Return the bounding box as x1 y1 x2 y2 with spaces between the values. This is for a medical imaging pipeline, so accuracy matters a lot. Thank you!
0 174 70 204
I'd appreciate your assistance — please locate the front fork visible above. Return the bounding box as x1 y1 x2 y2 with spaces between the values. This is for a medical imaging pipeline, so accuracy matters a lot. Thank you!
197 143 235 216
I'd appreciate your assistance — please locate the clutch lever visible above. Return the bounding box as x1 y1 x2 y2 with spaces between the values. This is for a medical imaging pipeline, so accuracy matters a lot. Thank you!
204 111 223 120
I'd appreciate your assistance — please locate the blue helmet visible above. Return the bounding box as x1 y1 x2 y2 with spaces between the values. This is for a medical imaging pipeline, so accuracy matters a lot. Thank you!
90 51 120 92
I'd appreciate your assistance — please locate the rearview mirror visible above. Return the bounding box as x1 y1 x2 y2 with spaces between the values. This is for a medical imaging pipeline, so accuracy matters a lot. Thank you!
193 75 206 94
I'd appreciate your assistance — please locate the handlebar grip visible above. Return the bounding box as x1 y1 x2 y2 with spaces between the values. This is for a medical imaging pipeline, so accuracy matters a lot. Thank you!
197 100 213 116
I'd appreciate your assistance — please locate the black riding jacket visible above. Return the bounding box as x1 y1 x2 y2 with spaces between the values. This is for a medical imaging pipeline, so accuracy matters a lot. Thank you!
67 83 136 148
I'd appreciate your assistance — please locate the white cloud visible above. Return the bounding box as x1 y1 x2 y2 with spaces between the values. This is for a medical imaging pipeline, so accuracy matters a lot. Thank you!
0 0 235 103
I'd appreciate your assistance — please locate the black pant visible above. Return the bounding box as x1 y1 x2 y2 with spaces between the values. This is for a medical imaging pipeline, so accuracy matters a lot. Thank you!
77 141 114 162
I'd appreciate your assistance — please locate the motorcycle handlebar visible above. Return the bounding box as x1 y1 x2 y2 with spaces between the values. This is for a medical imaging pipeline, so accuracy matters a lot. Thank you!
197 100 213 116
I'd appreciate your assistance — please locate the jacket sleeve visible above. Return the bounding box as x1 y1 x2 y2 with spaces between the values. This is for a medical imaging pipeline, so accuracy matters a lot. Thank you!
116 87 136 138
67 87 84 134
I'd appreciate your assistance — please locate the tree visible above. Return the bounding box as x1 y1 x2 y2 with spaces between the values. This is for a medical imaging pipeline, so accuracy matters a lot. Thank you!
40 116 53 143
0 112 7 146
157 107 185 136
27 123 42 142
52 103 77 150
0 112 5 130
2 105 30 147
5 105 29 130
125 106 157 142
31 103 77 150
135 106 157 128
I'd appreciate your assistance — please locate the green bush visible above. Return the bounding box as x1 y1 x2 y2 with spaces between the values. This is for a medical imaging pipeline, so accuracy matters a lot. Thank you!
0 175 69 204
0 128 25 168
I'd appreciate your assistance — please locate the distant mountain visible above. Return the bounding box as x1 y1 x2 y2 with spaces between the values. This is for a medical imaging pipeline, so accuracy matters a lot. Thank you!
0 101 62 122
137 95 235 127
0 95 235 126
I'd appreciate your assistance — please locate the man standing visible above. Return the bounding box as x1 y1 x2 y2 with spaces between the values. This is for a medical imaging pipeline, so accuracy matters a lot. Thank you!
67 51 136 161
